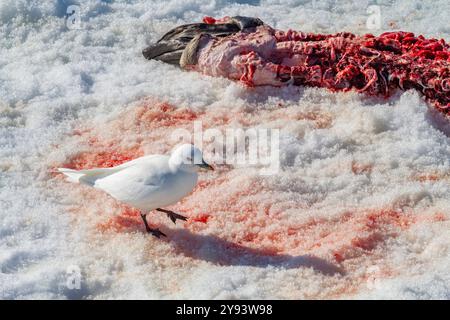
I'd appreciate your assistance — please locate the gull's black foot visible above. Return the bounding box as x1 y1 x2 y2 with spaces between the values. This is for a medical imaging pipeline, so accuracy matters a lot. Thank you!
140 213 166 238
156 208 188 224
166 211 188 224
148 228 167 238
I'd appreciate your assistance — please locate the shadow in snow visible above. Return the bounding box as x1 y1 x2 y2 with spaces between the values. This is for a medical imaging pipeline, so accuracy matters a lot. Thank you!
98 209 344 276
425 107 450 138
165 228 345 276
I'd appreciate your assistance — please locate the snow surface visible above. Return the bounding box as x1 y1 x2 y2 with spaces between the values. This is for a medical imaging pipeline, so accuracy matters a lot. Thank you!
0 0 449 299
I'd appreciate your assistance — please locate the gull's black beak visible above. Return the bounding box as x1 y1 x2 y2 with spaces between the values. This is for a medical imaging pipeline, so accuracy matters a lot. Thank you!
197 159 214 171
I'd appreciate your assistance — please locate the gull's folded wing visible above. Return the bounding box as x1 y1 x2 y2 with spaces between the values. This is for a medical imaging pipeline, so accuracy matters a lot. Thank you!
57 167 126 186
58 155 161 186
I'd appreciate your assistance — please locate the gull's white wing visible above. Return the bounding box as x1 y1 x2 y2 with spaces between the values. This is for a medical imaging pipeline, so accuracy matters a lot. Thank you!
93 155 184 210
112 154 163 169
94 154 198 211
58 154 163 186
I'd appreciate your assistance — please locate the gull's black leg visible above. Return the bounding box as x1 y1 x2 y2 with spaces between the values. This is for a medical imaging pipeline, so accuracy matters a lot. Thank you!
140 213 166 238
156 208 188 224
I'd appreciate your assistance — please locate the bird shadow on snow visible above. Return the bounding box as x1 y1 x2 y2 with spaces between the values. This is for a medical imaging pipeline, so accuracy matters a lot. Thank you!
165 228 345 276
102 212 344 276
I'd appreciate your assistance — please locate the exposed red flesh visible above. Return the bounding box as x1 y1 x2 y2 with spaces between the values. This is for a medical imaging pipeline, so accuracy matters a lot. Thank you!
194 21 450 115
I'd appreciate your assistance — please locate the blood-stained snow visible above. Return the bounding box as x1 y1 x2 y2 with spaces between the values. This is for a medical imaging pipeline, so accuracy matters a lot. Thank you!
1 0 449 299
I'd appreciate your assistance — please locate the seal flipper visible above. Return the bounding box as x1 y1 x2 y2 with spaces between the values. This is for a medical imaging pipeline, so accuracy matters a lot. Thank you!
142 16 265 66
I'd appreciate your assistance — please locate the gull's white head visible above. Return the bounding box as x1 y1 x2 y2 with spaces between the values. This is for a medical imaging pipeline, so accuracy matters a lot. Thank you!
169 144 214 172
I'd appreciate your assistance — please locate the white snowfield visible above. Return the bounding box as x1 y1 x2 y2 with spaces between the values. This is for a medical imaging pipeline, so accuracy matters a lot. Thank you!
0 0 449 299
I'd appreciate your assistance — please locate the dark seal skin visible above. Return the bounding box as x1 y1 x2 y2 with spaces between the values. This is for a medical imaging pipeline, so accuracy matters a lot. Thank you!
142 16 264 66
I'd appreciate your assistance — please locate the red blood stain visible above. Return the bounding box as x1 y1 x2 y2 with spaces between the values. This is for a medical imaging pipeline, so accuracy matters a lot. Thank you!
97 214 142 233
50 97 450 300
190 214 211 224
417 174 440 182
135 101 200 127
58 100 209 172
179 175 428 262
432 213 446 222
241 232 258 243
200 206 415 262
328 210 446 263
202 16 216 24
97 206 142 233
56 98 449 271
63 147 143 170
413 171 450 182
333 252 344 263
95 198 446 266
270 110 333 129
351 162 373 175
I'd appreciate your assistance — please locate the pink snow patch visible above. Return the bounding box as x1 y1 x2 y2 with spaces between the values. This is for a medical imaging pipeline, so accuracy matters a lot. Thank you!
96 206 143 233
55 98 332 230
50 97 449 298
62 147 143 170
413 170 450 182
189 214 211 224
56 99 445 261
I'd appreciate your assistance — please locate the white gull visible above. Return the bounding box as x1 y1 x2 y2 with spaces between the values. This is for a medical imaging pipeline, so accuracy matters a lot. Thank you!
58 144 213 237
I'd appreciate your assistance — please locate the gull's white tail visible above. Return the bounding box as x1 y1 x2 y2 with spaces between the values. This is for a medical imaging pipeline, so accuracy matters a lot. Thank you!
58 167 120 186
57 155 158 187
58 168 86 183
